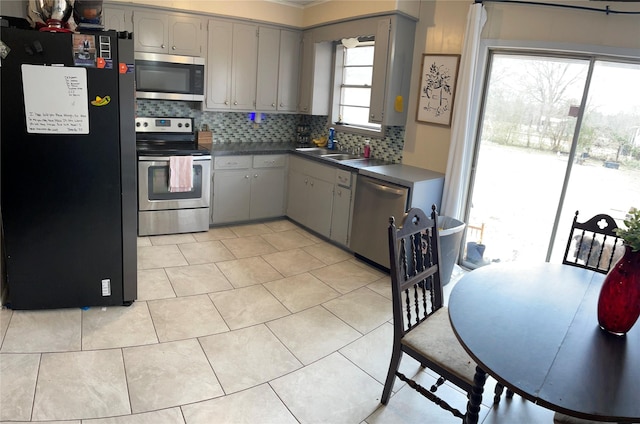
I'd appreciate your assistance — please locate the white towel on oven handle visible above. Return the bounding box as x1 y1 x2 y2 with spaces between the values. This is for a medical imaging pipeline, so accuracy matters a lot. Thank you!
169 156 193 192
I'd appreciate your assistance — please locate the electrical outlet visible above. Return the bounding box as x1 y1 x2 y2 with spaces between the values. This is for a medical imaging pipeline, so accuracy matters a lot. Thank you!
101 279 111 296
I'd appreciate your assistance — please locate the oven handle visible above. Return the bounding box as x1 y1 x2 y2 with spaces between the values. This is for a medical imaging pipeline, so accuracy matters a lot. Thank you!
138 155 211 161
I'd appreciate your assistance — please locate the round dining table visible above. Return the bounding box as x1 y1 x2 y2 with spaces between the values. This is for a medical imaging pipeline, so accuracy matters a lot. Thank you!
448 262 640 423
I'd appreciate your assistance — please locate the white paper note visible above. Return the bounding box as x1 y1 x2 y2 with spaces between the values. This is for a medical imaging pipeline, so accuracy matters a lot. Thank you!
21 64 89 134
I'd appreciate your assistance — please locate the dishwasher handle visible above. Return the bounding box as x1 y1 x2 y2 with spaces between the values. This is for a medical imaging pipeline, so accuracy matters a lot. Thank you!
361 177 406 196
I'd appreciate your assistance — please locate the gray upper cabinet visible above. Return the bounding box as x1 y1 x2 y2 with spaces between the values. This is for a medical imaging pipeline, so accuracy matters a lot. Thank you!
133 10 203 56
256 27 280 111
206 20 233 109
300 14 416 125
206 20 258 111
278 29 302 112
102 6 132 32
297 32 331 115
256 27 301 112
369 15 416 126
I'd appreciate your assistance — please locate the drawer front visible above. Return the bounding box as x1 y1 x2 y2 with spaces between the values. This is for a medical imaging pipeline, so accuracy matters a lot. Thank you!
214 155 252 169
253 154 286 168
291 156 335 182
336 169 352 188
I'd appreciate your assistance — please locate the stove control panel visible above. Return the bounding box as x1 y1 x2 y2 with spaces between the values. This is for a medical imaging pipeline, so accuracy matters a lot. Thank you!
135 117 193 133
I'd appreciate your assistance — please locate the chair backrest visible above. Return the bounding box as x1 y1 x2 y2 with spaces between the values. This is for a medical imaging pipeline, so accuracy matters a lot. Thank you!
562 210 624 274
388 206 444 335
466 222 485 244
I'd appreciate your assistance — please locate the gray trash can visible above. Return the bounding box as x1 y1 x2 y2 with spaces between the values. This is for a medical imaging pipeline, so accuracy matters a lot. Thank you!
438 217 466 285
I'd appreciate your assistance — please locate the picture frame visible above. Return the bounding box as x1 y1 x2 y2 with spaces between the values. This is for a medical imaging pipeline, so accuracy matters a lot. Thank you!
416 54 461 127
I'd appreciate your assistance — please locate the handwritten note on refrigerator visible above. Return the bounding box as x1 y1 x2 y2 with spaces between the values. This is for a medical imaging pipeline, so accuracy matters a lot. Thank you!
21 64 89 134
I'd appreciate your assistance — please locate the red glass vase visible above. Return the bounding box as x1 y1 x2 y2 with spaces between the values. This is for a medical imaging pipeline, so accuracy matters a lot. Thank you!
597 245 640 335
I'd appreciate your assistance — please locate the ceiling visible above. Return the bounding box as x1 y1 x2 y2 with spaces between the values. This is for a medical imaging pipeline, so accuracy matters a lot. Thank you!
267 0 324 8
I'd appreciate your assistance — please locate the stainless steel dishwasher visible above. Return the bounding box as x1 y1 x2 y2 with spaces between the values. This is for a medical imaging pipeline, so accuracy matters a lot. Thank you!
350 175 409 269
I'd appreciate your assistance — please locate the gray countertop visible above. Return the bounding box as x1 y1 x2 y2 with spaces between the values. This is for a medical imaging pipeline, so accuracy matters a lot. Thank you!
359 164 445 186
202 143 443 184
204 142 392 171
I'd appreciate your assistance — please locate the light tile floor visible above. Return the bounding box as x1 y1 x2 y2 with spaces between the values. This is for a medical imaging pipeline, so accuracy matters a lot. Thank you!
0 219 555 423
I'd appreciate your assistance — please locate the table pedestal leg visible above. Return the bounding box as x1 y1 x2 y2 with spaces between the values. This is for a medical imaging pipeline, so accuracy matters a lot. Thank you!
465 366 487 424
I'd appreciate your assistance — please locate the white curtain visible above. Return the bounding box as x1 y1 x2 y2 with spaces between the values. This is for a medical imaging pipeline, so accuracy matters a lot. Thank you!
440 3 487 220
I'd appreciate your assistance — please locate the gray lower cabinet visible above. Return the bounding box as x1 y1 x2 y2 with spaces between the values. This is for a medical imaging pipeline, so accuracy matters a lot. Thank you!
211 155 286 224
287 156 347 241
330 169 355 246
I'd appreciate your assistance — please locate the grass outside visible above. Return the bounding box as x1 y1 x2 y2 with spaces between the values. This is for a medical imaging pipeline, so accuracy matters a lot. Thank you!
466 141 640 265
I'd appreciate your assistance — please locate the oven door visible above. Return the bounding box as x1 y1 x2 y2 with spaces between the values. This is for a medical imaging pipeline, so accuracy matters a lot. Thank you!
138 155 211 211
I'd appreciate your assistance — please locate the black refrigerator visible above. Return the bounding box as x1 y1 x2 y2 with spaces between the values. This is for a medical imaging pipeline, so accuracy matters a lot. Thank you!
0 24 137 309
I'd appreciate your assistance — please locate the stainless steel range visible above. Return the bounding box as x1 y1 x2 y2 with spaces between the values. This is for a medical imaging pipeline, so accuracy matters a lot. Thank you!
135 117 211 236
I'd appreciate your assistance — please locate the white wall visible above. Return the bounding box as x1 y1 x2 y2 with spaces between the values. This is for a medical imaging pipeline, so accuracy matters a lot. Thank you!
402 0 470 173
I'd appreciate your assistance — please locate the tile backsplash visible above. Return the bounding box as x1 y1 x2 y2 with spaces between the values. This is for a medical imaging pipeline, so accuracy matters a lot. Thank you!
137 100 404 163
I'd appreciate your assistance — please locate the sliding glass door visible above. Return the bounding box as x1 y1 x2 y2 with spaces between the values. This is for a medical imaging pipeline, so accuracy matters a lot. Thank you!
463 52 640 268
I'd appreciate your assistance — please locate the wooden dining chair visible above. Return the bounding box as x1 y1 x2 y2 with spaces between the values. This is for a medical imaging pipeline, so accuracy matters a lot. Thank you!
556 210 626 424
562 210 624 274
381 206 484 421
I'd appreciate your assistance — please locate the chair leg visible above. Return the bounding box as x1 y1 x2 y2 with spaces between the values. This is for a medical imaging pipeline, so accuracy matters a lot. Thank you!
464 366 487 424
493 383 504 404
430 376 446 392
381 347 403 405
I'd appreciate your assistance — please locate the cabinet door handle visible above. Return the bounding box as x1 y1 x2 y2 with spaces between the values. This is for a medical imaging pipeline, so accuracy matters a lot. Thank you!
244 175 250 179
171 46 176 50
279 103 284 107
254 174 258 178
161 44 165 49
224 100 229 105
234 101 238 105
271 103 276 107
304 178 308 185
337 189 342 196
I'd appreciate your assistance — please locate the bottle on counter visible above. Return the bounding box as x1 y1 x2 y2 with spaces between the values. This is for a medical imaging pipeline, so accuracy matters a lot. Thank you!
328 127 335 150
363 140 371 158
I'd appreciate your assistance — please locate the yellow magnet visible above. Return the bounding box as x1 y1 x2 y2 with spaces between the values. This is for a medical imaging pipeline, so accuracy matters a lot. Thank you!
394 95 403 113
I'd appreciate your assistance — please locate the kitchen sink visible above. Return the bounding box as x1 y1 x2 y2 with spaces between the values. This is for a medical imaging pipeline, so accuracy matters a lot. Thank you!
320 153 363 161
295 147 332 155
296 147 365 162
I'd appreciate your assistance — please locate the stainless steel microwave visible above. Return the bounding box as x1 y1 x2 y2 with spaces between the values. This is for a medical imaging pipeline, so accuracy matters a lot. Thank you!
134 52 205 102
